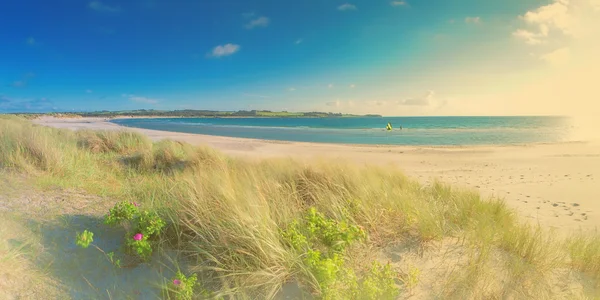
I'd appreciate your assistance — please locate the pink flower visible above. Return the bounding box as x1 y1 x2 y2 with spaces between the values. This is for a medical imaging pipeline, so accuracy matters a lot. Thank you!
173 279 181 286
133 233 143 241
132 202 139 207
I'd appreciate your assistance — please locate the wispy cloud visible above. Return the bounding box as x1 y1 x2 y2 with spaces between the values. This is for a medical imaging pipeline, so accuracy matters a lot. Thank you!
0 95 56 112
512 29 546 45
11 81 27 88
208 43 240 58
338 3 357 11
349 84 356 88
398 91 435 106
540 47 570 66
86 89 93 94
465 17 481 24
295 39 303 45
9 73 35 88
326 100 341 107
288 87 296 92
122 94 159 104
89 1 121 13
245 16 270 29
390 1 408 7
242 93 271 99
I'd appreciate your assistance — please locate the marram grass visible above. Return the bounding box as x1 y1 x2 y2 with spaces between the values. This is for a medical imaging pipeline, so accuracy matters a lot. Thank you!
1 115 600 299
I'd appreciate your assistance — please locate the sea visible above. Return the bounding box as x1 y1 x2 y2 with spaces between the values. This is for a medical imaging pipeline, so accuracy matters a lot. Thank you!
111 116 577 146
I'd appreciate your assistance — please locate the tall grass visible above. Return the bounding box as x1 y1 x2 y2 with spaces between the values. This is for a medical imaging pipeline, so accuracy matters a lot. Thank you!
1 115 599 298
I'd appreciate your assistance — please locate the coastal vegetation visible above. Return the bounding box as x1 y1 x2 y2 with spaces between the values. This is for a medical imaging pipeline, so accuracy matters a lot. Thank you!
1 115 599 299
9 109 383 119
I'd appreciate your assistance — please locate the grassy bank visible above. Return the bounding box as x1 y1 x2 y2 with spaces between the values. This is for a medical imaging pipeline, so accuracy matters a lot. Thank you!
1 115 599 299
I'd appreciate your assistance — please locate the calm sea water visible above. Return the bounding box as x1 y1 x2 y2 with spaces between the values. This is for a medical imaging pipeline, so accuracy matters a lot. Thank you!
112 116 575 146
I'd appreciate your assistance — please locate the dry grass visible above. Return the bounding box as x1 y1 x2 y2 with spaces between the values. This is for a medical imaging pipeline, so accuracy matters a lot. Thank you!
1 115 600 299
0 214 65 299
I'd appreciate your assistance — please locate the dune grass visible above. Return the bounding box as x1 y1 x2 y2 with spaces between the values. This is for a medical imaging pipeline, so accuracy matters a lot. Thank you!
1 115 600 299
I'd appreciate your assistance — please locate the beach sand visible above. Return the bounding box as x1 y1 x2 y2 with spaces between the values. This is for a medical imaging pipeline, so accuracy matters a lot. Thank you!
35 116 600 234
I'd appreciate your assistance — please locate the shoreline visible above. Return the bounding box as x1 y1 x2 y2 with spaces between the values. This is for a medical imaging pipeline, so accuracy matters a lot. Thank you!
114 120 589 149
33 116 600 234
109 118 587 150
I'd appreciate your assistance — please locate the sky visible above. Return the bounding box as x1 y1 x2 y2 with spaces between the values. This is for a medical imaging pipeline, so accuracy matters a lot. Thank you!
1 0 599 117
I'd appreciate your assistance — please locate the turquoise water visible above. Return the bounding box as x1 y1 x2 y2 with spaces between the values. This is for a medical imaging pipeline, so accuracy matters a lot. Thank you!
112 116 575 146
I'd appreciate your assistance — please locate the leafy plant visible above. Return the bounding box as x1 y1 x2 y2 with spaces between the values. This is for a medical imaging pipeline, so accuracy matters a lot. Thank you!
168 271 198 300
104 201 139 226
304 207 365 253
106 251 121 268
361 262 400 300
400 264 420 293
103 201 166 260
75 230 94 249
281 207 373 299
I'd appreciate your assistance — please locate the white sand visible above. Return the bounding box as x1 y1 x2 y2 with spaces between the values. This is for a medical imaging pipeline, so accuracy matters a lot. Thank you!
35 116 600 234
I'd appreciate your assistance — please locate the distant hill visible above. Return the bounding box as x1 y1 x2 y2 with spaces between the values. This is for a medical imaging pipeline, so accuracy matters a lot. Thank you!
9 110 382 118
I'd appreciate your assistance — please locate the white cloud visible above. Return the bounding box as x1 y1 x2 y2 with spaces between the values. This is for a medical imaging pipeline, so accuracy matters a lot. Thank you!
11 81 26 88
512 29 545 45
88 1 121 13
26 37 36 46
398 91 435 106
540 47 571 65
326 100 341 107
465 17 481 24
338 3 357 11
245 17 270 29
390 1 408 6
86 89 93 94
521 0 571 34
295 39 303 45
209 43 240 58
367 100 387 106
349 84 356 88
122 94 159 104
242 93 270 99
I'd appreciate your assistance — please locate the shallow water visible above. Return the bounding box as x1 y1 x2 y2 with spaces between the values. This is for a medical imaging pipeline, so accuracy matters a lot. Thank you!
113 116 575 146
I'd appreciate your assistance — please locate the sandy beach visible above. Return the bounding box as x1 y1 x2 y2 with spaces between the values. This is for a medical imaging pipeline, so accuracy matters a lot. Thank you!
35 116 600 234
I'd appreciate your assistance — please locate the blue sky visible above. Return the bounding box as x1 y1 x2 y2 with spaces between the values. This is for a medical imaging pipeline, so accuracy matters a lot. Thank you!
1 0 599 115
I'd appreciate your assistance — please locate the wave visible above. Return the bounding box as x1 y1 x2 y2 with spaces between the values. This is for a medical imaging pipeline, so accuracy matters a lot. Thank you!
117 119 571 134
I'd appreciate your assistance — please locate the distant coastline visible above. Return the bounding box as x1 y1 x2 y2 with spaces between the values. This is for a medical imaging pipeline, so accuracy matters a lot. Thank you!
7 109 383 119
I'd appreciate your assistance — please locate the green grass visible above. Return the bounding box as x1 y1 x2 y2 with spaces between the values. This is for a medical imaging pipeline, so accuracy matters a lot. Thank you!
1 115 600 299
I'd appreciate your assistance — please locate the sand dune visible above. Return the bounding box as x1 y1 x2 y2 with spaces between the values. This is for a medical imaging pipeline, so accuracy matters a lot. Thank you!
35 116 600 234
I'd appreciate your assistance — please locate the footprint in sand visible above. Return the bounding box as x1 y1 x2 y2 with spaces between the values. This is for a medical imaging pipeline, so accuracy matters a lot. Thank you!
572 203 580 207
